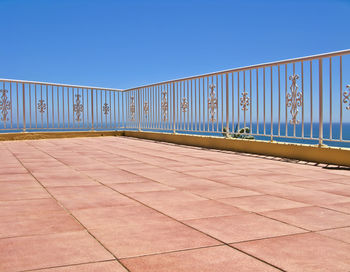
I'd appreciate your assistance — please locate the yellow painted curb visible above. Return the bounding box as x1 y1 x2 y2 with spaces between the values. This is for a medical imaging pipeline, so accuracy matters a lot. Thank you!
0 131 124 141
124 131 350 167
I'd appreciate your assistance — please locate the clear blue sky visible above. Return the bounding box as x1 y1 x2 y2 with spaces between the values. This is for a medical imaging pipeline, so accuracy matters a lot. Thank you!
0 0 349 89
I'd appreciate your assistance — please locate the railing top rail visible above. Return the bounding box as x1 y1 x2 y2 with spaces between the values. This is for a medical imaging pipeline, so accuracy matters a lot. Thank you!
124 49 350 91
0 78 123 92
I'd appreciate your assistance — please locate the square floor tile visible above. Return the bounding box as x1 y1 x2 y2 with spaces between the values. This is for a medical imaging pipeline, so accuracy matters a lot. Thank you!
324 202 350 214
109 182 175 193
121 245 279 272
127 190 205 205
288 180 350 197
0 198 64 217
0 186 49 201
317 227 350 244
0 231 114 272
150 200 247 220
188 186 261 199
261 206 350 231
218 195 310 212
184 213 305 243
73 205 172 229
48 186 136 210
235 233 350 272
91 221 221 258
0 210 83 238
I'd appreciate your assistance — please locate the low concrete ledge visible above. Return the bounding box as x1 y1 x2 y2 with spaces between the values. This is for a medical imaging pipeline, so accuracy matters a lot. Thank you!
124 131 350 167
0 131 123 141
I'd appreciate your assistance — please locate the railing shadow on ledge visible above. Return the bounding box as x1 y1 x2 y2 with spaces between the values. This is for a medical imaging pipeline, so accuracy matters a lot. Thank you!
0 49 350 150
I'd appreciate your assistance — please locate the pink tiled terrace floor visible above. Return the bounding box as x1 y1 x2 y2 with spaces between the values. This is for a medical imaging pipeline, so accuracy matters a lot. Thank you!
1 136 350 272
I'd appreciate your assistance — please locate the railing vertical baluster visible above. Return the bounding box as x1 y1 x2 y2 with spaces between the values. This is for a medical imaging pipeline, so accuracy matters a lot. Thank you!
40 84 43 128
138 89 141 131
237 72 240 131
83 89 85 128
285 65 288 137
51 85 54 129
122 91 124 128
319 58 323 146
221 74 223 132
191 79 193 131
243 71 246 129
207 77 209 131
10 82 12 129
57 86 60 128
340 56 342 140
263 67 266 135
62 86 65 129
109 91 111 129
67 87 70 128
225 73 229 134
198 79 201 131
46 85 49 129
100 90 102 129
16 83 19 129
310 61 313 138
301 61 304 138
278 65 281 136
329 58 332 139
256 69 259 134
249 70 252 134
293 63 296 137
35 84 37 129
270 66 273 141
114 91 117 129
203 77 205 132
186 81 189 131
72 88 75 128
173 82 176 133
29 84 32 129
175 82 181 130
22 83 26 132
232 72 234 133
194 79 197 131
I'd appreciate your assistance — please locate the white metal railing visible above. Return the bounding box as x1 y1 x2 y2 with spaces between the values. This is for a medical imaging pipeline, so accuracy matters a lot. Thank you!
1 49 350 147
0 79 123 131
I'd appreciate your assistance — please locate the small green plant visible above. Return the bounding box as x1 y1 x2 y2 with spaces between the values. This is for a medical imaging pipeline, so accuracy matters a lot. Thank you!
222 126 255 139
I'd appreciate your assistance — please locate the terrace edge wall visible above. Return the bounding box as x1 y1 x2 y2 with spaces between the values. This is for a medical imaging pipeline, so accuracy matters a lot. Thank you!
124 131 350 167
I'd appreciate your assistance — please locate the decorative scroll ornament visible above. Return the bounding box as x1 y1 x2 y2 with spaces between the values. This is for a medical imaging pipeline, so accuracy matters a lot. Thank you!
103 103 110 115
0 89 11 122
73 94 84 122
143 101 149 116
181 97 189 113
240 92 250 111
208 84 217 122
161 91 168 121
286 74 303 125
37 99 47 114
130 96 136 121
343 85 350 110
